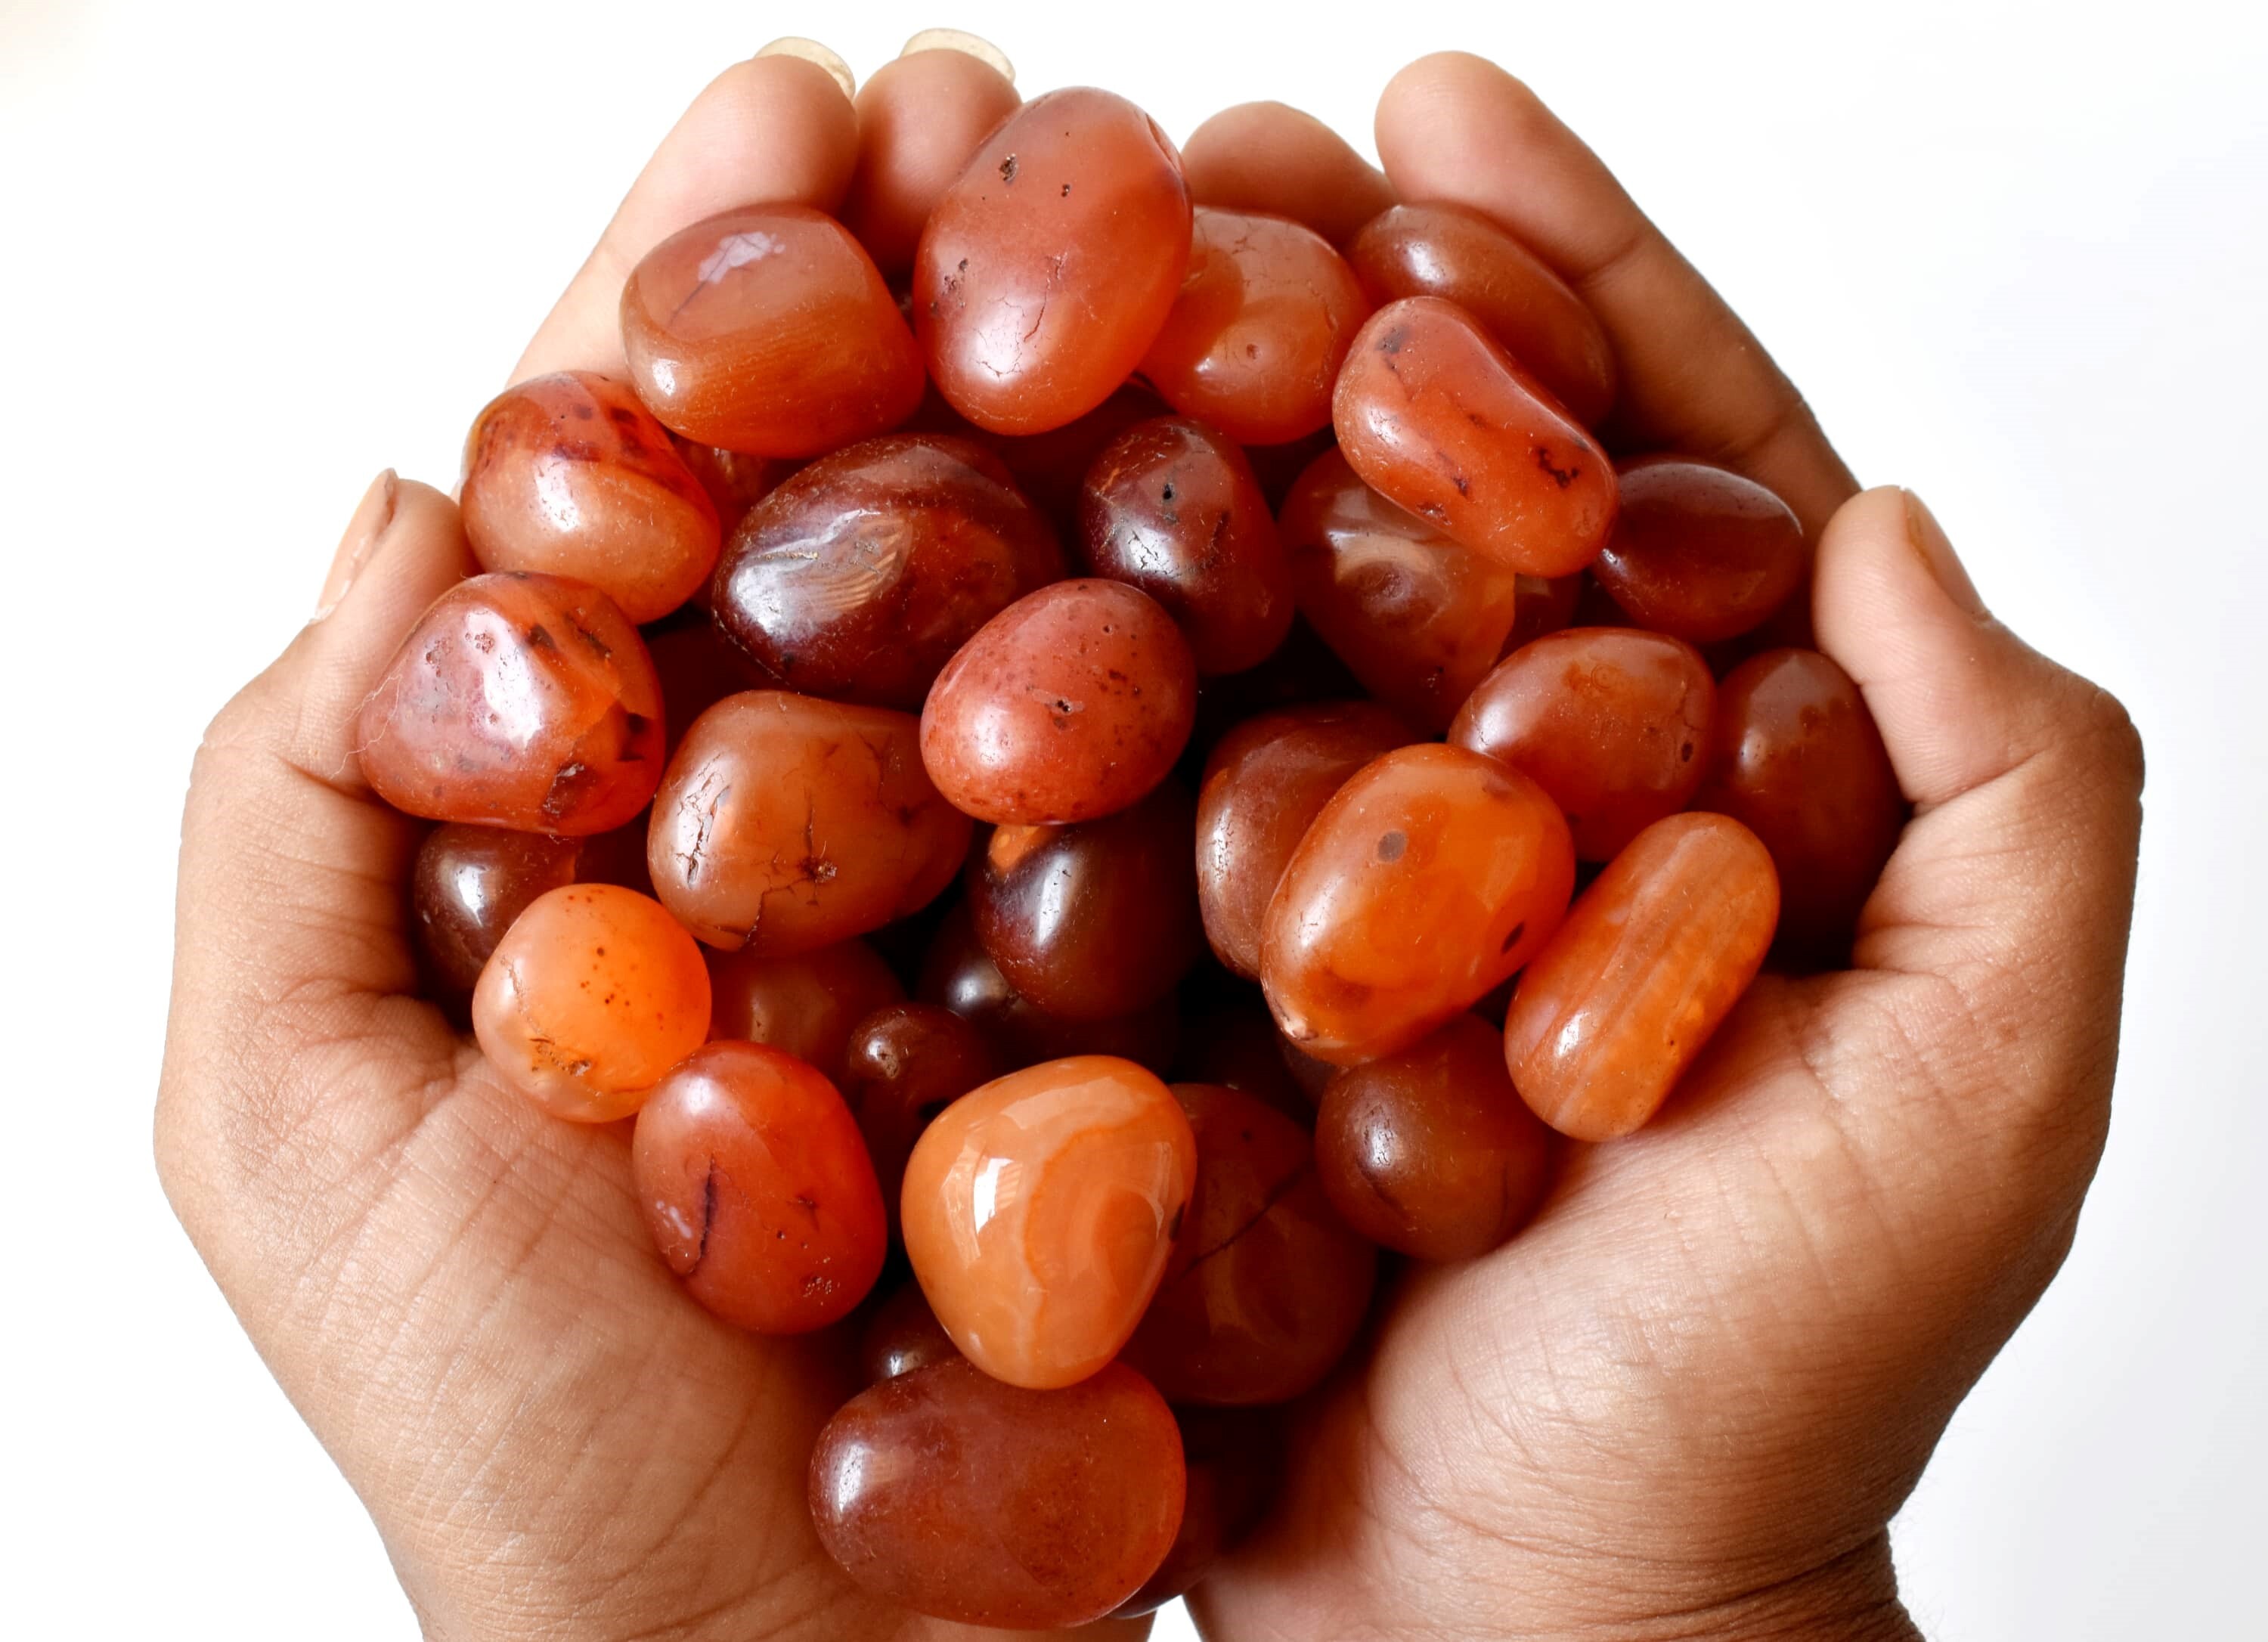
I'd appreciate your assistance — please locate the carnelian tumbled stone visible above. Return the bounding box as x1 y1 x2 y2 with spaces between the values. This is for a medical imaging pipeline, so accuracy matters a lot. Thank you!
1121 1083 1375 1405
900 1055 1197 1389
1195 701 1417 979
1077 417 1294 674
1450 627 1717 860
1139 207 1371 445
1281 448 1528 732
703 938 903 1083
1504 812 1780 1140
1593 457 1807 643
841 1002 998 1238
710 434 1064 711
919 903 1182 1076
919 578 1197 824
358 573 664 835
1261 743 1576 1066
647 691 970 952
809 1356 1186 1628
859 1281 961 1382
969 781 1204 1021
631 1040 885 1332
1334 296 1617 576
1110 1408 1281 1617
459 372 720 624
1315 1013 1554 1260
1346 203 1616 428
668 435 794 539
411 822 650 1002
620 204 924 458
1697 648 1904 964
471 884 711 1123
915 88 1192 434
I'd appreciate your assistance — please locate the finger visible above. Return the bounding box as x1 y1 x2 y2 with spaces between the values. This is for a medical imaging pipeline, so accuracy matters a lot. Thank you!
1814 486 2143 1170
841 42 1021 275
1181 101 1396 244
511 51 860 384
1374 52 1858 537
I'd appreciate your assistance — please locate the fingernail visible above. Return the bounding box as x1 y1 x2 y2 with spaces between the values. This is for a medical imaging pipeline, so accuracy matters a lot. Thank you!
756 36 856 101
1901 488 1987 619
315 469 398 621
900 28 1015 84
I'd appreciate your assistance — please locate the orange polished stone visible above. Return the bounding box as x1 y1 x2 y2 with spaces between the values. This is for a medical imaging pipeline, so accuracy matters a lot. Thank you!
1281 448 1526 731
471 884 711 1123
1121 1083 1375 1405
621 204 924 458
1346 203 1616 428
631 1040 885 1332
1696 647 1904 965
703 937 904 1083
900 1055 1197 1389
411 821 650 1003
358 573 664 836
1195 701 1417 979
1315 1013 1554 1260
1594 457 1808 643
460 372 720 624
1261 743 1576 1066
809 1356 1186 1628
916 88 1191 434
710 433 1064 711
1140 207 1371 445
919 578 1197 824
1334 296 1617 576
1504 812 1780 1140
647 691 971 953
1450 627 1717 860
1077 417 1294 675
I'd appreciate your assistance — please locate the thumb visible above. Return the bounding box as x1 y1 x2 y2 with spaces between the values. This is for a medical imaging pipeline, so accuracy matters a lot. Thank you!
1813 485 2144 1198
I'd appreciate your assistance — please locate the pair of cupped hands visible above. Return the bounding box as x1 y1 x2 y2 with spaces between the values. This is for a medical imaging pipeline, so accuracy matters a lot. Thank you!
157 35 2144 1642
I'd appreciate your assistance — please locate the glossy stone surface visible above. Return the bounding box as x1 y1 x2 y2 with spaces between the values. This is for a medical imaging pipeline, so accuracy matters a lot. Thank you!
668 435 795 539
1262 743 1576 1066
915 88 1192 434
358 573 664 835
460 372 721 623
711 434 1064 710
1315 1013 1554 1260
859 1281 961 1382
918 903 1182 1076
968 782 1203 1020
808 1356 1185 1628
621 204 924 457
1504 812 1780 1139
1281 448 1526 731
1346 203 1615 427
1697 647 1904 964
648 691 970 952
631 1041 885 1332
1122 1083 1376 1405
470 885 712 1123
1077 417 1294 674
1594 457 1808 643
900 1055 1197 1389
1334 296 1617 576
703 938 903 1083
1140 207 1371 445
411 823 648 1002
841 1001 999 1238
1450 627 1717 860
1195 701 1417 979
919 579 1197 824
1110 1408 1281 1617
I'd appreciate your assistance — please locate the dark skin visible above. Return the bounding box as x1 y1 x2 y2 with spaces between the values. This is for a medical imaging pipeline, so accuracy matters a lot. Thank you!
158 40 2142 1642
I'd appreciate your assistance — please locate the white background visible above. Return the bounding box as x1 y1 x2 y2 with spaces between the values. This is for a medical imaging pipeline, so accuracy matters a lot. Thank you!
2 1 2262 1636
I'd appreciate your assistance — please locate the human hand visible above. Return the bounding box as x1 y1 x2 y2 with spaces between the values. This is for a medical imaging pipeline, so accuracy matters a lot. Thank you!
1180 56 2143 1642
154 41 1142 1642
